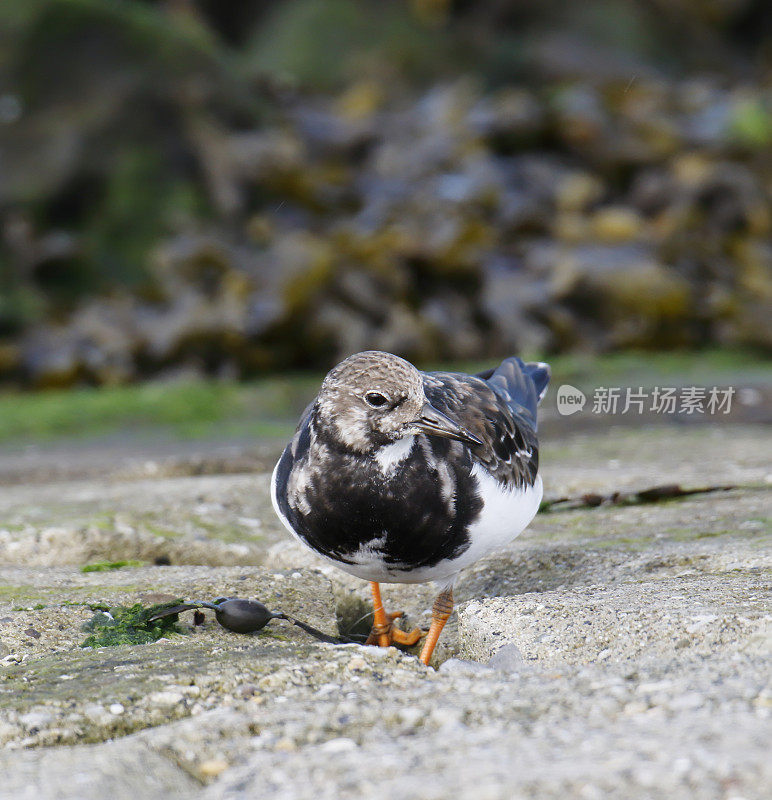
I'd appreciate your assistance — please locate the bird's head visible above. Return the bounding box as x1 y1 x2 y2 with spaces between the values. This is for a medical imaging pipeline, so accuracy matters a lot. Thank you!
315 351 481 453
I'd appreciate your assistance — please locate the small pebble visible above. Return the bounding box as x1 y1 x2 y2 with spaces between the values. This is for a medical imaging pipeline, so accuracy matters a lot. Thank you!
148 691 184 707
397 707 423 727
83 704 111 723
199 759 229 778
274 737 297 752
19 711 53 730
319 737 357 753
439 658 492 675
488 643 526 671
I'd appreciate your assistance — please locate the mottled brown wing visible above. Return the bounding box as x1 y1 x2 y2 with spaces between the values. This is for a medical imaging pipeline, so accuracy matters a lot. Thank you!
423 372 539 489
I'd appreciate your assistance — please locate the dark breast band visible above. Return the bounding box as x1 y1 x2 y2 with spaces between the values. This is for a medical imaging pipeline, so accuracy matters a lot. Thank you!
274 432 482 571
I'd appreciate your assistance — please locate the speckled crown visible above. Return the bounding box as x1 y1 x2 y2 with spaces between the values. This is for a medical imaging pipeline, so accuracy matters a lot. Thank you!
321 351 423 397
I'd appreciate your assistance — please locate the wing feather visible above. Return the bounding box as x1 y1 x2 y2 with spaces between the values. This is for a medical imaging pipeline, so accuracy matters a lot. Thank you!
423 370 539 489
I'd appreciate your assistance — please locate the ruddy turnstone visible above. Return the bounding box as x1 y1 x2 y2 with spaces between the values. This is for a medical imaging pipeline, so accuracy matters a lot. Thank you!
271 350 549 665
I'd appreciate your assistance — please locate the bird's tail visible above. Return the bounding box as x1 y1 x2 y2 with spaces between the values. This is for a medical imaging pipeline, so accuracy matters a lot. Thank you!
477 357 551 425
524 361 551 404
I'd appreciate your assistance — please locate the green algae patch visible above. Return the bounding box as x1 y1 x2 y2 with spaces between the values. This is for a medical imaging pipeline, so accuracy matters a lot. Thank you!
80 560 145 573
80 601 186 648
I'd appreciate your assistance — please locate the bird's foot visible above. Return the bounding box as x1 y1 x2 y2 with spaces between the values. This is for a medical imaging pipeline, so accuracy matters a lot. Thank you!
365 610 425 648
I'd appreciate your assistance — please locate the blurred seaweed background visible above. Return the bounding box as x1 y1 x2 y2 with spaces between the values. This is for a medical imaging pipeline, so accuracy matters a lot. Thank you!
0 0 770 389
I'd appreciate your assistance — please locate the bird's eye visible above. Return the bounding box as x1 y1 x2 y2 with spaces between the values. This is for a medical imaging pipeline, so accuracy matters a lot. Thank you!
364 391 389 408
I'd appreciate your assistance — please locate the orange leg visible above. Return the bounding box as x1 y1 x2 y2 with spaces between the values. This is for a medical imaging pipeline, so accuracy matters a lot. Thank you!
419 587 453 666
365 581 424 648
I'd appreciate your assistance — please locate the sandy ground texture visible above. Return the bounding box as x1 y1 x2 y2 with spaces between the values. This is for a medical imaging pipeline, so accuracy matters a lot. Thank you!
0 423 769 799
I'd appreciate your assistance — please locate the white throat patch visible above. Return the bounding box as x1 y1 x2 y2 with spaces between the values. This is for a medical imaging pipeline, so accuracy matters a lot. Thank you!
374 436 415 474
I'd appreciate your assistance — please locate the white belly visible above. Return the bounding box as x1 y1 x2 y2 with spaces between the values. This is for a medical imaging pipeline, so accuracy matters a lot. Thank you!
444 465 543 575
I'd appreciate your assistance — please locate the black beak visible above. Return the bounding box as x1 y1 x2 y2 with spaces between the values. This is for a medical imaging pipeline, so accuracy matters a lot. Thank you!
415 402 483 447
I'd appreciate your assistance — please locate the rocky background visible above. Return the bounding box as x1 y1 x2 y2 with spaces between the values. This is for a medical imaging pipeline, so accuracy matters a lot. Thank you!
1 0 771 387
